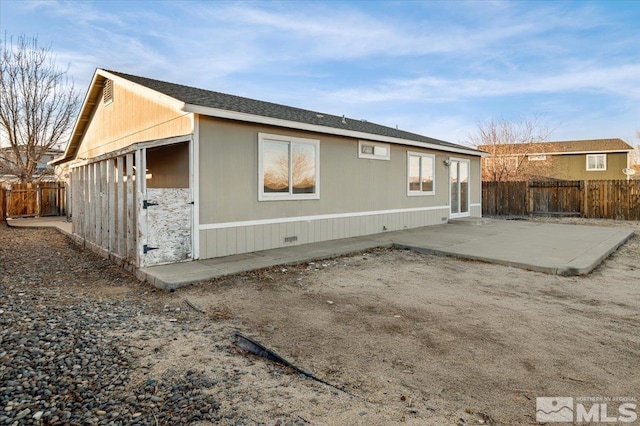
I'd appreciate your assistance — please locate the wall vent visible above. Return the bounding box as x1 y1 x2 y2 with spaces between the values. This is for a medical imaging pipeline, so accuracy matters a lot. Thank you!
284 236 298 243
103 79 113 105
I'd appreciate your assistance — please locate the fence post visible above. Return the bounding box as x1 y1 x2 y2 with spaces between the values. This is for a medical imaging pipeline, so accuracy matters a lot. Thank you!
579 181 585 218
1 188 5 223
57 182 62 216
35 183 41 217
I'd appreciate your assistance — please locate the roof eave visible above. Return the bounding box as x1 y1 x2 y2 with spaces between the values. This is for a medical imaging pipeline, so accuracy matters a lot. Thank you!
53 69 187 165
53 70 105 165
183 104 486 157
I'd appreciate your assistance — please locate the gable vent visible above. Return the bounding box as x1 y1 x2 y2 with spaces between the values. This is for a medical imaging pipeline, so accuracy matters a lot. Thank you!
103 79 113 105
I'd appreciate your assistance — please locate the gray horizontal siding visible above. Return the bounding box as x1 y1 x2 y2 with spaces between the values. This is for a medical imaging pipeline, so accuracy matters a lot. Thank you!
198 117 475 224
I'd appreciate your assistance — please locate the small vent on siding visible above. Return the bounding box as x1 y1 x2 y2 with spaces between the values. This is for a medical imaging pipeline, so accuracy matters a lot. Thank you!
103 79 114 105
284 236 298 243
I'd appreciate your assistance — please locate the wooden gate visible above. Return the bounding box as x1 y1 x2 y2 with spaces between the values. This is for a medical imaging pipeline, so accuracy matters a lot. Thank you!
3 182 66 218
528 181 581 216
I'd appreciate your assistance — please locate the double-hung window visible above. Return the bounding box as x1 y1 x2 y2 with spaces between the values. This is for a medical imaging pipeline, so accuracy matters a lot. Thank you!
586 154 606 171
259 133 320 201
407 152 435 195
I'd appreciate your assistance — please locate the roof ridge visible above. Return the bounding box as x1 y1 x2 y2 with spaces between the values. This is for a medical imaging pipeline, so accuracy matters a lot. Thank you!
105 69 338 117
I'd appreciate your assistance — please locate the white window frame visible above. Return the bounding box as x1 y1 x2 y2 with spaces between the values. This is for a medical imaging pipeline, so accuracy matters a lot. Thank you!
528 154 547 161
407 151 436 196
358 140 390 161
586 154 607 171
258 133 320 201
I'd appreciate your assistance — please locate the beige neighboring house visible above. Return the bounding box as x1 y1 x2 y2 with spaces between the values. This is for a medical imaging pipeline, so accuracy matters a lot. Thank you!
0 147 63 184
478 139 634 181
52 69 486 269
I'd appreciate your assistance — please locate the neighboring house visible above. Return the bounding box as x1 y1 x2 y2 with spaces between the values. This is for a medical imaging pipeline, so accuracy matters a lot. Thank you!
478 139 634 181
52 69 486 269
0 147 63 183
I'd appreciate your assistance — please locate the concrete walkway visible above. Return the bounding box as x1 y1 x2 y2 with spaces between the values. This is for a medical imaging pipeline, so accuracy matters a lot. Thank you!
7 216 634 290
6 216 72 235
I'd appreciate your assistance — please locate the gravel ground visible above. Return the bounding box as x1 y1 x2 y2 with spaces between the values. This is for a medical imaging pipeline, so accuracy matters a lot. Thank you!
0 225 307 426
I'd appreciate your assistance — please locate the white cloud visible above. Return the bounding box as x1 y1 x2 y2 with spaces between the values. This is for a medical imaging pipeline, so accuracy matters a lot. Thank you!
4 0 638 144
317 62 640 106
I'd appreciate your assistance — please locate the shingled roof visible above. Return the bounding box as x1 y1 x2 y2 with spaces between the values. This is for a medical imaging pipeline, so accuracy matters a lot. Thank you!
478 139 633 156
106 70 474 152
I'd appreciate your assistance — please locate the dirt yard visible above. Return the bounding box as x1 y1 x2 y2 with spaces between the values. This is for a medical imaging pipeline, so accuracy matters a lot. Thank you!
2 218 639 425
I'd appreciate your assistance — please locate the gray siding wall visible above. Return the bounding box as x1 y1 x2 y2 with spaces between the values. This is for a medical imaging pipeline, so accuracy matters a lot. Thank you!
198 117 481 258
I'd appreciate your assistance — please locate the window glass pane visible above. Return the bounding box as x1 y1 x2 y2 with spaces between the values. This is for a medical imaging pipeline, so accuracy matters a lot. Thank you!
450 163 459 214
263 140 289 193
420 156 434 192
588 155 606 170
373 145 388 157
292 142 316 194
460 162 469 213
409 156 421 191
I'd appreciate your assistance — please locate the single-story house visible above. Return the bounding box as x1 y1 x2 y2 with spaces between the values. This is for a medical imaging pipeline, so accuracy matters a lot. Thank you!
52 69 486 269
478 139 634 181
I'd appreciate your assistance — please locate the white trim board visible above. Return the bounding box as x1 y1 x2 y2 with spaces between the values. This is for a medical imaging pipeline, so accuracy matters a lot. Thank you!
66 134 193 169
200 205 450 230
191 115 200 260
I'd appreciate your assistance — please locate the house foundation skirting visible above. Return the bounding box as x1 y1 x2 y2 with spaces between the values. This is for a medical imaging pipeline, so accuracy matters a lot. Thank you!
199 206 452 259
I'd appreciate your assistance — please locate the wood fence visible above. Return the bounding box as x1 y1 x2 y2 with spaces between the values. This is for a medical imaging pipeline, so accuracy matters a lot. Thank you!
1 182 66 219
483 180 640 221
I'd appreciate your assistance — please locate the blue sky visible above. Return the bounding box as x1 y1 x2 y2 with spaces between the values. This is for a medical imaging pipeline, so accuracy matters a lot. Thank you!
2 0 639 146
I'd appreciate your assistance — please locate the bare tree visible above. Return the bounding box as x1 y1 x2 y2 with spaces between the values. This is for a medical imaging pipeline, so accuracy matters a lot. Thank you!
263 146 315 193
0 34 79 183
467 117 555 181
633 131 640 169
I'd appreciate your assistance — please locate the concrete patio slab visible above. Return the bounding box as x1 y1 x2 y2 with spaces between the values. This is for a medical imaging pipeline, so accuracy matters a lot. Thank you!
7 216 634 289
391 220 634 276
139 219 633 289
